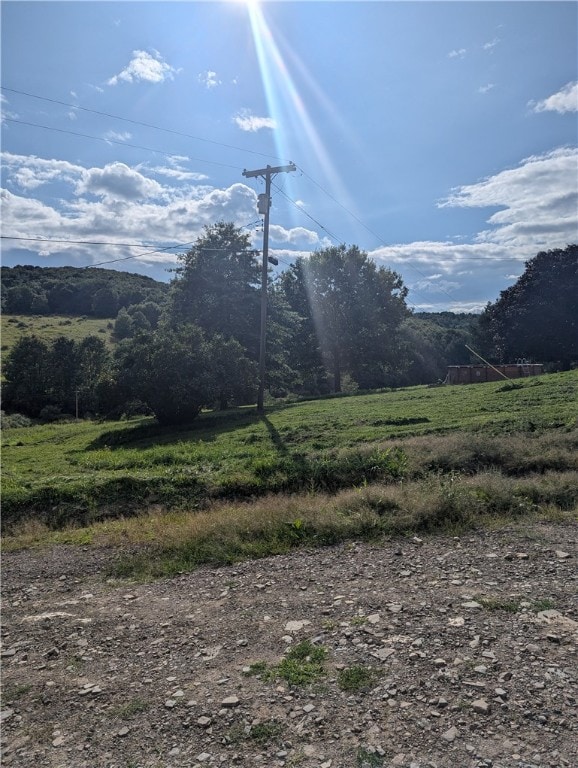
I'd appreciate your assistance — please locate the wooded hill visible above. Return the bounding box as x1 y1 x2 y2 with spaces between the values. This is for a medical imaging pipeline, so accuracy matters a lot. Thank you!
1 265 168 318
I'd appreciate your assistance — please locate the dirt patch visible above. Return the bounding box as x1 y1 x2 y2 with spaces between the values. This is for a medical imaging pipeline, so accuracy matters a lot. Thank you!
1 522 576 768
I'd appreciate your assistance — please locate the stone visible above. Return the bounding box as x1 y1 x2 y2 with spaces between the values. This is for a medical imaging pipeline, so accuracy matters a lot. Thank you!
555 550 571 559
117 727 129 737
221 695 240 707
284 620 311 632
472 698 491 715
442 726 459 742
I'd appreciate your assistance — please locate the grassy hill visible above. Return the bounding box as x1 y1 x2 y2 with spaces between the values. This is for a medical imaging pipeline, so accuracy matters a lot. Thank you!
3 370 577 572
1 314 116 353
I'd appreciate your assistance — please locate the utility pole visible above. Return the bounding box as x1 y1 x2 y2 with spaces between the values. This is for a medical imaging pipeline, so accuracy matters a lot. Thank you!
242 162 296 413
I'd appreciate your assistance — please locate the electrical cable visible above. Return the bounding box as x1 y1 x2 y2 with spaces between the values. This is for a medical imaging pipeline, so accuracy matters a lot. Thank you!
3 118 243 170
1 85 290 164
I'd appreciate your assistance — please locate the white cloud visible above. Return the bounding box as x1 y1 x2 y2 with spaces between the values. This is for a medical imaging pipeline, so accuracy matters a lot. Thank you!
103 130 132 143
0 153 259 265
148 166 209 182
198 70 221 89
107 50 179 86
531 81 578 114
483 37 500 52
233 111 276 132
478 83 495 94
2 153 81 190
269 225 320 246
77 162 164 201
439 147 578 251
448 48 466 59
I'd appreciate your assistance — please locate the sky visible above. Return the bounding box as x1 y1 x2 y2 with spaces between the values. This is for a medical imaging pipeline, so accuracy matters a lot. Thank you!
1 0 577 313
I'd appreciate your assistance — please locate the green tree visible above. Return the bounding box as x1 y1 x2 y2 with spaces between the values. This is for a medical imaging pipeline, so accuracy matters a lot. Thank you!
477 245 578 368
168 222 261 357
115 324 256 425
281 245 409 392
2 336 50 416
91 286 119 318
114 307 134 339
47 336 78 413
277 260 329 395
76 336 110 414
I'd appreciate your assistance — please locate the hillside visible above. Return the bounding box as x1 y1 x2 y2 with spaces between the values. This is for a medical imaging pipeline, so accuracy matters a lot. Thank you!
1 265 168 317
1 314 116 353
3 370 577 546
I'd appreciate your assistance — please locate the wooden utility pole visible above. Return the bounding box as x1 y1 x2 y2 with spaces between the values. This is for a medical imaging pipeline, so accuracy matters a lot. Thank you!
242 163 296 413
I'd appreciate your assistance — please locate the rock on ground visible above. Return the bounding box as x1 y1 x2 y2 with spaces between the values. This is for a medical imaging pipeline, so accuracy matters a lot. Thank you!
1 522 576 768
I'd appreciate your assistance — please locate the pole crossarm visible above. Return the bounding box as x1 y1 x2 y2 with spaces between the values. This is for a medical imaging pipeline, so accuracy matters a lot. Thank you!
242 162 296 180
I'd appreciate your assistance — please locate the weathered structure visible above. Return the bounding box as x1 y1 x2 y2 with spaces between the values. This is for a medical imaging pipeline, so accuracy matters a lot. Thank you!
447 362 544 385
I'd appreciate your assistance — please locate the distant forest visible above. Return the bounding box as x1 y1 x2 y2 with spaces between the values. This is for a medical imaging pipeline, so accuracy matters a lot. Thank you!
1 265 168 318
1 236 576 424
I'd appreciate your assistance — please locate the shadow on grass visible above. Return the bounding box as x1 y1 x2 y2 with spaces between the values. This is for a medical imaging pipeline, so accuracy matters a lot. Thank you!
87 407 261 451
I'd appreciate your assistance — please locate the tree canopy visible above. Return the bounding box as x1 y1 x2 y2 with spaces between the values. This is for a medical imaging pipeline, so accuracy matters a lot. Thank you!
477 244 578 368
279 245 409 391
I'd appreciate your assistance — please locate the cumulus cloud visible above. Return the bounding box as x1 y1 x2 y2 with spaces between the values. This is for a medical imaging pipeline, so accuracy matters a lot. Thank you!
269 225 320 246
233 110 276 132
448 48 466 59
77 162 164 201
107 50 179 86
2 153 81 190
0 152 259 265
363 147 578 310
531 81 578 114
198 70 221 89
439 147 578 251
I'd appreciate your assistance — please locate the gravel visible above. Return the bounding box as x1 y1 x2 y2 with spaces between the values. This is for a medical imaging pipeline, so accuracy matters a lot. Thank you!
1 521 576 768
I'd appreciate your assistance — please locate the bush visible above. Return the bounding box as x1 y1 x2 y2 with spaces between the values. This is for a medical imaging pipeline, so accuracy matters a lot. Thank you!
1 411 34 429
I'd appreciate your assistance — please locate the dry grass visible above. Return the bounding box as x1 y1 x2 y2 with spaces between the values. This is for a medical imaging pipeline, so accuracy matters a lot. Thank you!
5 467 576 578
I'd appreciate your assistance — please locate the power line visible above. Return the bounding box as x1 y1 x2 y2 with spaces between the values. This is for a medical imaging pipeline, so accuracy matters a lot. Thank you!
3 118 244 170
1 85 289 164
1 235 161 248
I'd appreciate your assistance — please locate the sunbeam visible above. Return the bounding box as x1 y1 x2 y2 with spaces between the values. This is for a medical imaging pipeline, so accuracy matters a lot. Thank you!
246 3 352 229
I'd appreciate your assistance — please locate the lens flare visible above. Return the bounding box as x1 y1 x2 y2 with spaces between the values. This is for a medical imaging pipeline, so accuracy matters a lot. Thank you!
246 3 352 227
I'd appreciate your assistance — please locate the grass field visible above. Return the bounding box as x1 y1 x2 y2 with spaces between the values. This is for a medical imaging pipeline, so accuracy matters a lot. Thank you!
1 314 116 352
3 370 577 576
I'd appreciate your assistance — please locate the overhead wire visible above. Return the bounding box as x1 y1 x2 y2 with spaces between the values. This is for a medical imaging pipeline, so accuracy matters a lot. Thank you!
0 86 290 163
2 86 502 309
3 118 242 170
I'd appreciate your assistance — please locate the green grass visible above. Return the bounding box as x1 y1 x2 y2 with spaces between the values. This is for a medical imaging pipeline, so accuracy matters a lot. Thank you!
109 698 150 719
1 314 116 352
337 665 381 692
2 371 578 576
2 370 576 534
245 640 329 688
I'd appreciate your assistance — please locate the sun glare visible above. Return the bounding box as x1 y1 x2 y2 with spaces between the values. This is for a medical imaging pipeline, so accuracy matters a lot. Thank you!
246 2 352 226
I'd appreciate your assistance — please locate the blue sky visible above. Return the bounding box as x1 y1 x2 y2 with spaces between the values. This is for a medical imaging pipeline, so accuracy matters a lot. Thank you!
1 0 577 312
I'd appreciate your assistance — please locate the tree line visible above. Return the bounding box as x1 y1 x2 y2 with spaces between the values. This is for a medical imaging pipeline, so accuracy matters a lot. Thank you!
2 227 576 425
